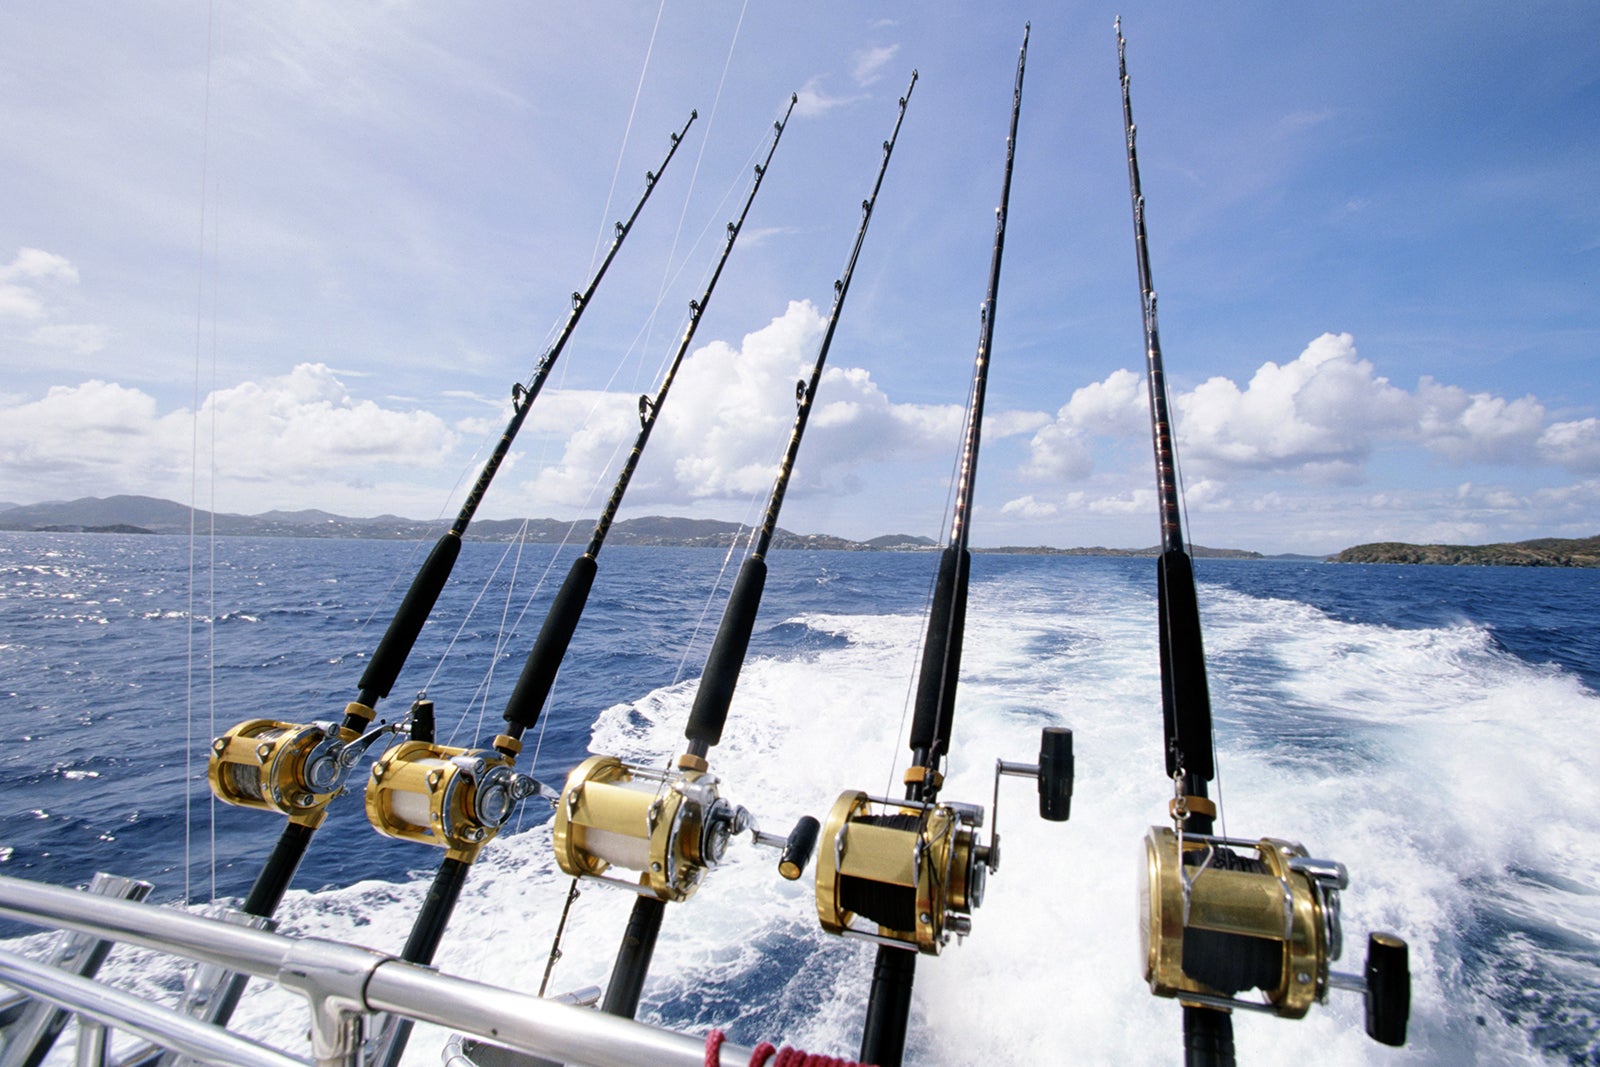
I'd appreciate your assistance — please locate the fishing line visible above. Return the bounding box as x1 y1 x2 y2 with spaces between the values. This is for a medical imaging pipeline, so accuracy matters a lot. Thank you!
635 0 750 386
183 0 219 907
883 344 979 801
424 532 530 737
1168 373 1228 839
587 0 667 279
204 57 223 907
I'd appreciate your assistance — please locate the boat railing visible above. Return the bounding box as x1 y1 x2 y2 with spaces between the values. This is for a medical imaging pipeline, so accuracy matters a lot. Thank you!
0 873 750 1067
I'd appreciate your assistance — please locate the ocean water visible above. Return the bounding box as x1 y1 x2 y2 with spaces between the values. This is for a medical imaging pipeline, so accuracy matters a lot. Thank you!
1 531 1598 1065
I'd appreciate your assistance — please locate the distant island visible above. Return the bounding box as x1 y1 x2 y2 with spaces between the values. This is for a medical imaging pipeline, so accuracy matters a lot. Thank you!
1333 535 1600 568
9 496 1592 566
0 494 1269 557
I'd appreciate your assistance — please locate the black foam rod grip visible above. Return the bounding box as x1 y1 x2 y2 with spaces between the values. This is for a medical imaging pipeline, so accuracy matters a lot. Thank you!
908 546 969 756
1157 549 1214 781
685 556 767 748
359 533 462 702
1037 726 1073 821
1365 933 1410 1047
503 554 598 730
779 816 821 880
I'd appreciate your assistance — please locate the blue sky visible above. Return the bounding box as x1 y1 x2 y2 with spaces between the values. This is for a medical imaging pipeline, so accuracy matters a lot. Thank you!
2 3 1596 554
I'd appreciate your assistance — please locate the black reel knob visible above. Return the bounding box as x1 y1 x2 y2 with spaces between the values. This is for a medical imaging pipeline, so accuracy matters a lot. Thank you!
1038 726 1073 821
779 816 821 881
1365 933 1410 1046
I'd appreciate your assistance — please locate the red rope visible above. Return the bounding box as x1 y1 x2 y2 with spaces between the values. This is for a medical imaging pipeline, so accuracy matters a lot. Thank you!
704 1030 872 1067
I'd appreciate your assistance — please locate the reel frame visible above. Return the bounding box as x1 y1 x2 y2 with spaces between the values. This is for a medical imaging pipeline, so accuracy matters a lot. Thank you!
206 703 379 828
814 790 991 955
551 755 755 902
365 735 541 862
1140 826 1339 1018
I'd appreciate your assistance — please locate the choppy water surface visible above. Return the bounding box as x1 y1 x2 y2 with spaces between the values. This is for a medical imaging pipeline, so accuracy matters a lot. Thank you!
2 532 1597 1064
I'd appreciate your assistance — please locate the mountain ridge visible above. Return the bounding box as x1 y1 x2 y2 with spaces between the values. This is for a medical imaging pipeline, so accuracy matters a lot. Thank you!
0 494 1274 556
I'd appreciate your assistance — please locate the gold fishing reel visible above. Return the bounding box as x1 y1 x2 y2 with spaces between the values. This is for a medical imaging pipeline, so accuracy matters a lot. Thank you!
365 734 547 862
207 703 383 827
1139 826 1410 1044
552 754 817 902
815 727 1073 955
815 790 990 954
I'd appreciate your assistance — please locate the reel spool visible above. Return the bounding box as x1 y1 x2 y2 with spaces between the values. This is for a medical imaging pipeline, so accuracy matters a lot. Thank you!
1140 826 1409 1044
552 755 816 902
815 791 990 954
365 736 543 862
816 727 1073 955
207 703 378 827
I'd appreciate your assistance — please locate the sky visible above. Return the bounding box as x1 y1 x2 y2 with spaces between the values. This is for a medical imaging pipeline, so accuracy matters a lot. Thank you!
2 3 1597 555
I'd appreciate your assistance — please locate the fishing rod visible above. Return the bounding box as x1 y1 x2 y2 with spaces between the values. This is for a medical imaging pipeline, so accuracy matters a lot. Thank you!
795 29 1069 1067
191 111 697 1026
1114 19 1408 1064
539 71 919 1025
359 100 797 1067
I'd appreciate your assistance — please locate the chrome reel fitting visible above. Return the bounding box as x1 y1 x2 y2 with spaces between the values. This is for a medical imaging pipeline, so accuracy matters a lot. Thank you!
365 733 547 862
815 726 1073 955
552 754 818 902
1139 826 1409 1045
207 703 387 827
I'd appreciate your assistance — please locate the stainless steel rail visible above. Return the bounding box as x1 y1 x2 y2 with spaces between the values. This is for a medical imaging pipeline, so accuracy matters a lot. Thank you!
0 875 752 1067
0 949 299 1067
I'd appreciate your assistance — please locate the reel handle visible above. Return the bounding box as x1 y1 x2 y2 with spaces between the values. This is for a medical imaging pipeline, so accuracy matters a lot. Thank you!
1038 726 1074 821
995 726 1074 824
753 816 822 880
779 816 821 880
1365 933 1410 1046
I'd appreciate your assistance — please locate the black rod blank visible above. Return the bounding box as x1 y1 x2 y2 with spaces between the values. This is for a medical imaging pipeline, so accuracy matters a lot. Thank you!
1116 18 1215 788
603 75 919 1025
862 28 1028 1067
498 99 796 742
681 72 919 755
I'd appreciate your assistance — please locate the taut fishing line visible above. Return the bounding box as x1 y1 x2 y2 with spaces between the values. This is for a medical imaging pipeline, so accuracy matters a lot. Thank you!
185 0 219 907
882 351 979 804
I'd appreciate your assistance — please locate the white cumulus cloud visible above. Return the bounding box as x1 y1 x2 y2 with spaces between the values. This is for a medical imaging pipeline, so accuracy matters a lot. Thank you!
505 301 967 513
1177 333 1411 476
1538 418 1600 472
1 247 82 321
0 364 456 506
1019 332 1593 490
1415 379 1545 463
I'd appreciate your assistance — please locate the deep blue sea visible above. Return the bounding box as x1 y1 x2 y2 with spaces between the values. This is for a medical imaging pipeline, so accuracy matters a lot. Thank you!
2 531 1597 1065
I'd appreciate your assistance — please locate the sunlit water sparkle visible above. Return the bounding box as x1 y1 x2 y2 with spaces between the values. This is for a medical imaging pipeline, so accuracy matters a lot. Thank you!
2 533 1597 1065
